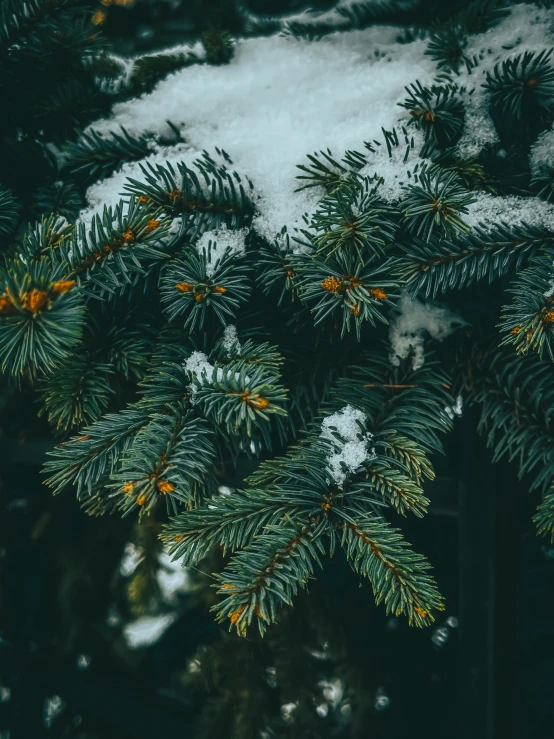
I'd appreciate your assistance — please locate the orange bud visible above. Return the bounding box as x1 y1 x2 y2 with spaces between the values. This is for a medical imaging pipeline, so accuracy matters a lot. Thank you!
157 480 175 494
0 293 15 315
230 606 246 624
321 276 342 294
175 282 194 292
122 482 135 493
21 289 49 313
369 288 388 300
145 219 161 234
50 280 76 295
91 10 107 24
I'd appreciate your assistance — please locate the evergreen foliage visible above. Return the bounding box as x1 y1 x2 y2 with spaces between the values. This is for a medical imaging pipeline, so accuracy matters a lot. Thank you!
4 7 554 731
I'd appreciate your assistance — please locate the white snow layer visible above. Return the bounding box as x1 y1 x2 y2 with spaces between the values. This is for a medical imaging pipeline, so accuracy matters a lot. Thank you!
389 294 466 369
83 26 436 239
464 193 554 233
454 3 554 157
78 5 554 244
530 125 554 175
320 405 373 486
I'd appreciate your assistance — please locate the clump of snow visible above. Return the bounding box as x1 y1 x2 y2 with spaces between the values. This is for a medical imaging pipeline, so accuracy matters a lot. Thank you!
444 394 463 421
320 405 373 487
222 324 241 356
123 613 177 649
196 226 248 277
389 294 466 369
75 3 554 249
464 193 554 233
184 351 219 385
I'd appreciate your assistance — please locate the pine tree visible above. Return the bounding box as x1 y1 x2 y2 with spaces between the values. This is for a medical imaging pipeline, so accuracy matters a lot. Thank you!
3 0 554 735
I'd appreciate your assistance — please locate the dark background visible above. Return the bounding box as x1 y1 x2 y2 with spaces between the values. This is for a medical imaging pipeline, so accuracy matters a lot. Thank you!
2 400 552 738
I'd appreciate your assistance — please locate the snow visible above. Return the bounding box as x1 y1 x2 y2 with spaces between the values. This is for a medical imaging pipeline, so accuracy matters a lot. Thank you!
184 351 218 384
184 350 248 392
464 193 554 233
222 324 241 355
360 128 427 202
196 226 248 276
83 27 436 241
157 549 191 604
123 613 177 649
73 4 554 261
530 126 554 175
119 542 143 577
320 405 373 486
389 294 466 369
444 394 463 421
453 3 554 157
456 85 498 158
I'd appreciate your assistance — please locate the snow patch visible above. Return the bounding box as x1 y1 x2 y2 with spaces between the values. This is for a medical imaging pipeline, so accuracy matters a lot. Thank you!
184 350 248 392
83 27 436 241
530 125 554 175
464 193 554 233
320 405 374 487
361 128 427 202
123 613 177 649
196 226 248 277
222 324 241 356
389 294 465 369
444 394 463 421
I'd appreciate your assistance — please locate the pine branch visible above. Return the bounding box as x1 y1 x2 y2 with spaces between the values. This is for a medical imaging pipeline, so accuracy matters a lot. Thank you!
0 258 85 377
161 248 252 330
63 127 152 185
214 519 326 636
337 507 444 625
500 253 554 360
392 224 552 297
111 408 217 516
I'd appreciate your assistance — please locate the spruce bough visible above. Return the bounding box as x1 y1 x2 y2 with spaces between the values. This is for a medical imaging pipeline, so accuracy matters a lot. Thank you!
3 0 554 641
